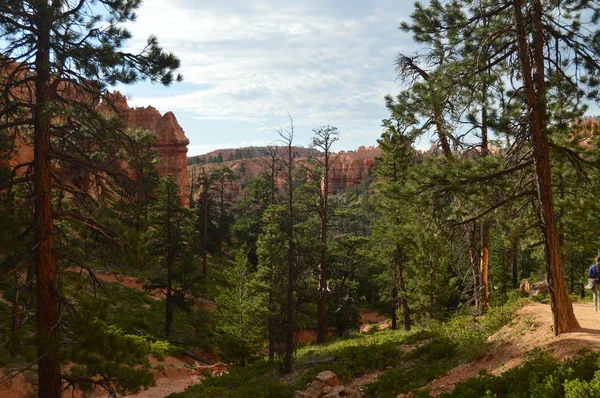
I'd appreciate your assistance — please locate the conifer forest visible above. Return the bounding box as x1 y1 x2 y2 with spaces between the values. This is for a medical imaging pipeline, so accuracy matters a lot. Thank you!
4 1 600 397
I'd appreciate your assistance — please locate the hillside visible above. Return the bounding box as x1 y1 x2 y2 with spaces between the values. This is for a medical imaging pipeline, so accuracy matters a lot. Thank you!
188 146 322 165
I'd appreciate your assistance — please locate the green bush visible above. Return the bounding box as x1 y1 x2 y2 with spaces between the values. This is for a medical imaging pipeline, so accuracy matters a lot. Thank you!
433 350 600 398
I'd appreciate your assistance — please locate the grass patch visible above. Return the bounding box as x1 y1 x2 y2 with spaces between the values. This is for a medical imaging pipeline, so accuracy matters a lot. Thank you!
168 360 292 398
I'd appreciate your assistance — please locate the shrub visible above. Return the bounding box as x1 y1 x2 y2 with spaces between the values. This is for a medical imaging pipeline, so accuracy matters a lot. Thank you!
434 350 600 398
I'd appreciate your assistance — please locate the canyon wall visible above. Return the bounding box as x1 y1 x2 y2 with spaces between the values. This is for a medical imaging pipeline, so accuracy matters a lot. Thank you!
189 145 381 202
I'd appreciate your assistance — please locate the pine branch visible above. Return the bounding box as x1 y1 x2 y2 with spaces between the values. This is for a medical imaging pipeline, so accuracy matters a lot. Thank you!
449 189 536 226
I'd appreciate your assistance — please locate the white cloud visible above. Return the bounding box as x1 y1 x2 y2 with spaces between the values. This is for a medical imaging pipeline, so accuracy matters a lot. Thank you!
123 0 414 153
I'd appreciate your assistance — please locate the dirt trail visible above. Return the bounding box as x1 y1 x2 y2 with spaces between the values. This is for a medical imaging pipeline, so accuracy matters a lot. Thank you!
424 301 600 396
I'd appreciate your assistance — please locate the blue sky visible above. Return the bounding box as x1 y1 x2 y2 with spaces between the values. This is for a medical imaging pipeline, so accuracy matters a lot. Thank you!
116 0 420 156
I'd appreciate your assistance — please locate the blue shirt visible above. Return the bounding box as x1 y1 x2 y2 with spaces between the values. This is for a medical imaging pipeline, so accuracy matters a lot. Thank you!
589 264 600 280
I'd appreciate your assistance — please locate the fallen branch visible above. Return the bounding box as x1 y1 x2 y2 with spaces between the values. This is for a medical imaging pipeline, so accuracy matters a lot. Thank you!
295 356 339 369
181 351 216 365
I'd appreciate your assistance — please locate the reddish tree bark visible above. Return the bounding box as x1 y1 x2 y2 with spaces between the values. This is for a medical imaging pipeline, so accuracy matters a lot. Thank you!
513 0 579 334
33 11 61 395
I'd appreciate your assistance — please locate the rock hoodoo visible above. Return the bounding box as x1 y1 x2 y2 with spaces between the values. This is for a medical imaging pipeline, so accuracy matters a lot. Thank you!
329 146 382 193
110 92 190 205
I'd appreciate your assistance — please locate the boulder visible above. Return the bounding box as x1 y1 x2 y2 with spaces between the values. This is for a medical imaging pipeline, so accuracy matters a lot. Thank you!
531 280 549 296
295 371 356 398
322 385 358 398
314 371 340 387
519 279 550 297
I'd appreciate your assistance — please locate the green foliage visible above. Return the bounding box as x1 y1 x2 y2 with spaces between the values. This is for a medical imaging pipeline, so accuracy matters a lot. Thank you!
63 319 155 396
146 174 197 335
432 350 600 398
68 276 200 345
0 0 182 393
214 247 268 365
232 173 276 265
170 283 522 398
329 300 361 336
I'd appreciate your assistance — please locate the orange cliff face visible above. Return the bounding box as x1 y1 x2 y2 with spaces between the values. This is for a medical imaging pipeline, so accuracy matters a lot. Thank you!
108 92 190 206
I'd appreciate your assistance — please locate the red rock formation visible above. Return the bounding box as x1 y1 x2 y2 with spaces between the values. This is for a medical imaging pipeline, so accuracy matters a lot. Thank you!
328 146 382 193
192 146 321 163
2 88 190 206
190 145 382 202
109 92 190 205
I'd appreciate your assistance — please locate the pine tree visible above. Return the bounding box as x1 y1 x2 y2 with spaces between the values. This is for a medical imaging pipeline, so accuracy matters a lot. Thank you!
308 126 339 343
256 205 288 361
146 174 193 336
232 173 276 265
276 117 298 374
211 166 235 256
398 0 600 333
0 1 180 394
214 247 267 366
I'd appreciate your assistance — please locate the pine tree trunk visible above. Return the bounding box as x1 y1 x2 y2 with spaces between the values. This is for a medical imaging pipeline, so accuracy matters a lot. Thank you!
393 245 410 331
511 237 519 289
202 188 208 274
317 176 329 343
166 255 173 336
433 111 452 157
34 14 61 395
513 0 579 334
267 315 275 361
283 141 295 374
429 263 435 318
10 272 20 358
469 224 482 314
218 179 224 256
316 262 327 342
479 83 490 313
391 284 398 330
399 269 411 331
480 222 490 313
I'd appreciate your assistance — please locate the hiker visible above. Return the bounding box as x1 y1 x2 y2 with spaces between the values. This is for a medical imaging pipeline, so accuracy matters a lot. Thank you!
588 256 600 311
